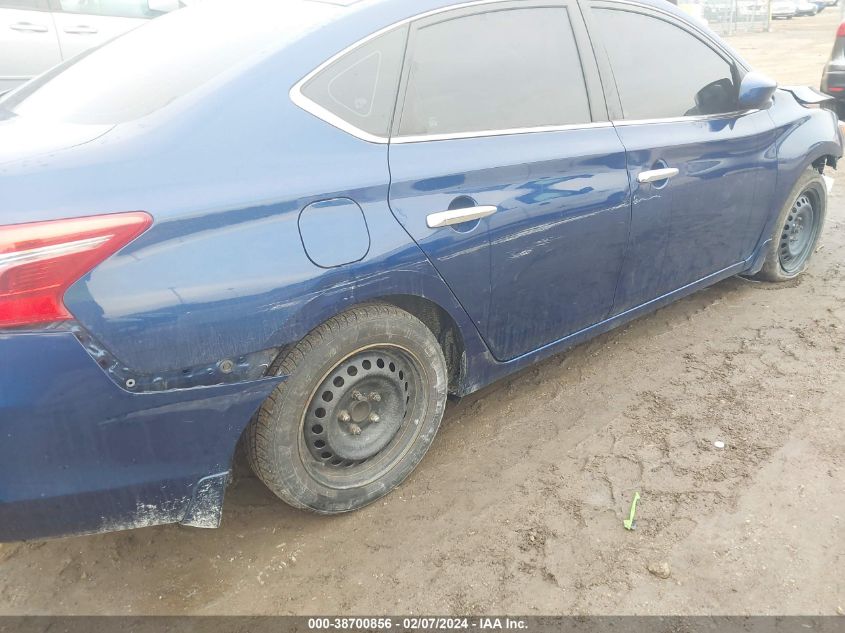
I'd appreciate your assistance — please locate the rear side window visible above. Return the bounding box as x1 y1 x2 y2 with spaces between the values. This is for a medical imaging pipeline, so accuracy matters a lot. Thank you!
398 7 591 138
57 0 164 19
595 8 737 120
299 26 408 139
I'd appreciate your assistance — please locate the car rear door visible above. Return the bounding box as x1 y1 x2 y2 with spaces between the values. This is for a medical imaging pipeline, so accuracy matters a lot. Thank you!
585 2 778 313
387 1 632 361
50 0 158 60
0 0 61 92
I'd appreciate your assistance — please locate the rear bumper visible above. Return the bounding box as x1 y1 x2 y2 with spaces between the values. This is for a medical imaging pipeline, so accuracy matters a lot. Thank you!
0 331 281 542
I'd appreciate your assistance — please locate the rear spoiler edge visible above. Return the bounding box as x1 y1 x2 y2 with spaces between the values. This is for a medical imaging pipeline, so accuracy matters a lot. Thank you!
780 85 836 106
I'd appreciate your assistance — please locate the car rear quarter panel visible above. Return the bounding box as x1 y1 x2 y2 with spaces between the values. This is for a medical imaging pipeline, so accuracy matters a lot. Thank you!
61 112 482 377
0 33 492 392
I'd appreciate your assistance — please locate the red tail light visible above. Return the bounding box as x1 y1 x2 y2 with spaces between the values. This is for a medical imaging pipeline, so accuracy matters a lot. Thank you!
0 212 152 328
837 22 845 37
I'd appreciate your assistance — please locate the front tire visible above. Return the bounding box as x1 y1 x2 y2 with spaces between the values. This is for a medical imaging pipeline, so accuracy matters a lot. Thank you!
751 167 827 282
246 303 448 514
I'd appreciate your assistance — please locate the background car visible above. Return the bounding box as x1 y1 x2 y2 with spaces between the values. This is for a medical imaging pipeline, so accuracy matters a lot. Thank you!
736 0 768 16
0 0 181 93
772 0 798 18
796 0 820 14
822 21 845 117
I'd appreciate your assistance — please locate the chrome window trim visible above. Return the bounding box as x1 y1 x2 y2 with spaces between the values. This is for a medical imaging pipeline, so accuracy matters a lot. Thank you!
392 122 614 144
289 87 390 143
612 109 759 126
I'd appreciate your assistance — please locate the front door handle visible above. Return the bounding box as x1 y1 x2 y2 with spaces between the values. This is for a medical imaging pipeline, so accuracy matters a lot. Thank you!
426 205 497 228
637 167 680 184
10 22 49 32
64 25 99 34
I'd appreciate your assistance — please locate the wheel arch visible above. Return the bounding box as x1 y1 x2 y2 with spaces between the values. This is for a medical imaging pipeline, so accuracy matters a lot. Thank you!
261 261 490 397
271 293 470 396
810 153 839 173
747 160 831 275
378 294 467 395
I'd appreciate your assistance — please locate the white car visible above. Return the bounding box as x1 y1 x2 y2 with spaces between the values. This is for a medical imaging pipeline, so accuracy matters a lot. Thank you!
736 0 768 16
772 0 798 17
795 0 820 14
0 0 181 93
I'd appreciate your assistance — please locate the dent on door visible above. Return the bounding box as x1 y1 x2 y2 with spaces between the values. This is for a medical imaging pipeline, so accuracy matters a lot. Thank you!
612 113 776 313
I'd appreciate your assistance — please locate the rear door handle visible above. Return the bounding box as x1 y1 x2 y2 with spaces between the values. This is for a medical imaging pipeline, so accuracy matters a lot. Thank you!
10 22 49 32
64 25 99 34
637 167 680 184
426 205 497 228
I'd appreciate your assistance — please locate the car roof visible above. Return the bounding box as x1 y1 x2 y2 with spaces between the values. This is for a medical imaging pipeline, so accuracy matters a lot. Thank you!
210 0 698 30
279 0 746 69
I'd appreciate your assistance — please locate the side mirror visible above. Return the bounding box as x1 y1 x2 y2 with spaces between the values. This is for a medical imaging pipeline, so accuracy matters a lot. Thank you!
737 72 777 110
148 0 181 13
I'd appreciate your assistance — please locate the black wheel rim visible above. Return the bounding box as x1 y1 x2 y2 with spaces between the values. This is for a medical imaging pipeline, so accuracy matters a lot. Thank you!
779 191 820 274
299 345 425 489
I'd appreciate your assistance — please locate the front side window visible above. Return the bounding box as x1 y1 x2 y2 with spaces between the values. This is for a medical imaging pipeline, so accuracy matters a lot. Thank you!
594 8 737 120
58 0 163 19
398 7 592 138
299 26 408 139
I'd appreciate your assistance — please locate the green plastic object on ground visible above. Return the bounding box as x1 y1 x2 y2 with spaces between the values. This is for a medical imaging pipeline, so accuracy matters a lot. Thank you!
623 491 641 530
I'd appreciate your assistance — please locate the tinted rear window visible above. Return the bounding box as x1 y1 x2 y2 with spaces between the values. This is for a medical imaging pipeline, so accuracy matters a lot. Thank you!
300 26 408 138
398 7 591 137
1 0 336 124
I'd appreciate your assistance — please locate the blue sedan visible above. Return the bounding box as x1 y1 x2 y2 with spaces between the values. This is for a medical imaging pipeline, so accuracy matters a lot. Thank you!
0 0 841 541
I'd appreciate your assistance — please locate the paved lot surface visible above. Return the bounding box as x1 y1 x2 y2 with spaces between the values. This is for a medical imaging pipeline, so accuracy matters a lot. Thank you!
1 10 844 616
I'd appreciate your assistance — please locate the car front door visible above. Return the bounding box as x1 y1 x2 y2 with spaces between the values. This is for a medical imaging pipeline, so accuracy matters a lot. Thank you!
586 2 778 313
0 0 61 92
387 1 632 361
50 0 161 60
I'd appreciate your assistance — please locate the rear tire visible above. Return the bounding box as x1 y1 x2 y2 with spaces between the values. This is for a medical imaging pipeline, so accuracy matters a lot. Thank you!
246 303 448 514
751 167 827 282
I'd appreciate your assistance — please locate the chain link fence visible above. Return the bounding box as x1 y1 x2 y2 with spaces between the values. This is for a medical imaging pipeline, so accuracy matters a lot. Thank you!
677 0 771 35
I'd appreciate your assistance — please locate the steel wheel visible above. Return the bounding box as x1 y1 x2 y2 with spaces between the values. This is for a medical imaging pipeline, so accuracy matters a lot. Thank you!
750 167 827 283
779 191 821 274
246 303 448 513
300 345 424 488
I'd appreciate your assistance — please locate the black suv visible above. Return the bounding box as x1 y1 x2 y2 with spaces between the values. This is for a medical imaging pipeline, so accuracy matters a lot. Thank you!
822 21 845 117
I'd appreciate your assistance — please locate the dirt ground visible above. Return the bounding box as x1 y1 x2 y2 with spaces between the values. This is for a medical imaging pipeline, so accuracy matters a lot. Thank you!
1 11 844 617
